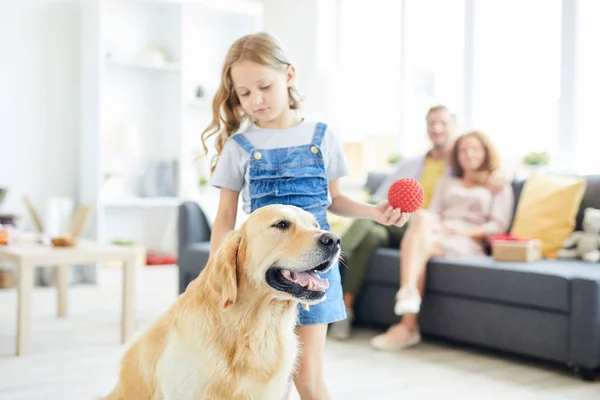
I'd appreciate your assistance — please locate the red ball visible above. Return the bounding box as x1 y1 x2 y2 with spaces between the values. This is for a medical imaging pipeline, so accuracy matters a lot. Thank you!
387 178 424 213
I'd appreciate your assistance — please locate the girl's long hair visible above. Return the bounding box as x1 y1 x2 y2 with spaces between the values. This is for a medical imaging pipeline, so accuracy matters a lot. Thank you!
201 32 303 174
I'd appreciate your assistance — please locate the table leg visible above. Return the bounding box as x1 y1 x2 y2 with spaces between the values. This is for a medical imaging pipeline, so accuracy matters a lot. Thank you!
121 255 136 344
55 264 69 317
17 261 34 356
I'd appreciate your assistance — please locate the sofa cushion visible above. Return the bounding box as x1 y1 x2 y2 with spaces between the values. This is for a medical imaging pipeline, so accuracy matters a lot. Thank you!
364 249 600 313
179 242 210 277
510 173 586 258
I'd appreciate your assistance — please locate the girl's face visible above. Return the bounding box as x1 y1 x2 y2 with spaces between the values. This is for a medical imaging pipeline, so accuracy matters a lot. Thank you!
457 136 486 172
230 60 294 124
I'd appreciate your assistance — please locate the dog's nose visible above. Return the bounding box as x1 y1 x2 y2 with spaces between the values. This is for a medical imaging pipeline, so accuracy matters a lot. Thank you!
319 232 341 249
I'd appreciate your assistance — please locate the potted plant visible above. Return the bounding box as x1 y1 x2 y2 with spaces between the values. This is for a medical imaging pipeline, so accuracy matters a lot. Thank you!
521 151 551 177
522 151 550 167
387 153 404 166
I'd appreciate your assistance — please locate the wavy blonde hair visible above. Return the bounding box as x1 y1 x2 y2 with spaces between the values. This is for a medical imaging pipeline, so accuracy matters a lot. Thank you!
448 131 501 185
201 32 304 173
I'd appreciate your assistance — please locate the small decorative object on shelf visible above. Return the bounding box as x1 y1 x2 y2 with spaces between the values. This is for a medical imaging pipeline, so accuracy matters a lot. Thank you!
195 85 205 100
149 46 169 66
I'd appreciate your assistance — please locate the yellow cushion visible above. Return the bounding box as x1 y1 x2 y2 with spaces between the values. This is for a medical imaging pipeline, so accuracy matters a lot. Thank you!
510 172 586 259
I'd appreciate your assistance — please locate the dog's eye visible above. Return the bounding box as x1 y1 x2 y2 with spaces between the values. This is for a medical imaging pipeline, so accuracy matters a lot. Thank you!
273 220 290 230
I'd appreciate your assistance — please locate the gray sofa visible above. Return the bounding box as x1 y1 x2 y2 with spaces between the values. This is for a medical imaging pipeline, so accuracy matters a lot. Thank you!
177 173 600 381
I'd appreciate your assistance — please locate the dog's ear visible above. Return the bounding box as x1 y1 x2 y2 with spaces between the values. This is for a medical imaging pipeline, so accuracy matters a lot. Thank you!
212 229 245 309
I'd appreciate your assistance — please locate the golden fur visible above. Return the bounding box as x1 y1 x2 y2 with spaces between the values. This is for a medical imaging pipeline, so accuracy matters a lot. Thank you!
101 204 338 400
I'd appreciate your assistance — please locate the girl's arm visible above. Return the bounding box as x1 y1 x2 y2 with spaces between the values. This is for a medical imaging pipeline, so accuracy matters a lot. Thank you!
209 188 240 256
328 179 377 219
328 179 409 227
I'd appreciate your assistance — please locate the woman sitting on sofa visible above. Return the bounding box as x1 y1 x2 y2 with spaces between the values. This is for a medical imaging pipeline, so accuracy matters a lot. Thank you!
370 130 515 351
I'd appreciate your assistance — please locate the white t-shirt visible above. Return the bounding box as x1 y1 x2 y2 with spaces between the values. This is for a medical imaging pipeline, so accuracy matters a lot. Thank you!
211 120 350 214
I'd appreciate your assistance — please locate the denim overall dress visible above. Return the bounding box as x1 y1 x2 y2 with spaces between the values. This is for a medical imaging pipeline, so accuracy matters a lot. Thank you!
232 122 346 325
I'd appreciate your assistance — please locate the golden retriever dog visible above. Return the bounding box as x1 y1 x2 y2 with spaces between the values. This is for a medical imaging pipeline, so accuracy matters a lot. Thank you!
101 204 341 400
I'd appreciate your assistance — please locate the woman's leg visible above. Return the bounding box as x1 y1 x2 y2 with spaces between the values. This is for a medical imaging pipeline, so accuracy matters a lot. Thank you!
371 211 443 350
400 211 441 290
294 324 330 400
330 223 389 339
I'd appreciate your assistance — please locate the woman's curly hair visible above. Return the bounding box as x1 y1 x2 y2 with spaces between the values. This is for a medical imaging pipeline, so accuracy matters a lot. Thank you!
448 131 501 185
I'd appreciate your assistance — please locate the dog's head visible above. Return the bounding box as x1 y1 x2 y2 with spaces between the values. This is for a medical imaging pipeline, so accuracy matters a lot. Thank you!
206 204 341 310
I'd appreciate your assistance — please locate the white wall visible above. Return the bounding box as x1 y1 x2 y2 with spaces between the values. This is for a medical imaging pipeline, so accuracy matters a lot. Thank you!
0 0 80 229
262 0 335 124
0 0 327 231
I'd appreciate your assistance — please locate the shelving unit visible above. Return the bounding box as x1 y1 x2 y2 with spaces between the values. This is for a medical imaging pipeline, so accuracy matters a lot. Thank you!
80 0 262 257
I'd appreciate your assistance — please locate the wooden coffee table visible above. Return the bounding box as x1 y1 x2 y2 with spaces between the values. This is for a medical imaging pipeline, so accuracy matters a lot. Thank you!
0 239 138 355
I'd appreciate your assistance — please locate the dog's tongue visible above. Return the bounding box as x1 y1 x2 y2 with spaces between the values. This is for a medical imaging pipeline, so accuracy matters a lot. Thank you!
290 271 329 290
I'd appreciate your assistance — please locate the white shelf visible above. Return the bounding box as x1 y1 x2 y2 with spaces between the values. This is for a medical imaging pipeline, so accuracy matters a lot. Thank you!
137 0 263 16
188 99 211 108
80 0 262 254
106 59 181 73
101 197 183 208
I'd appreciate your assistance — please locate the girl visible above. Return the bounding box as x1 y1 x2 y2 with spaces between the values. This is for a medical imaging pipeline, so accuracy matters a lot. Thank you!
371 131 514 351
201 32 410 399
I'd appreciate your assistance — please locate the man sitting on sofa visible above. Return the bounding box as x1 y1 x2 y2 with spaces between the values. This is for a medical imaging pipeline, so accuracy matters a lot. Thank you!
329 105 505 340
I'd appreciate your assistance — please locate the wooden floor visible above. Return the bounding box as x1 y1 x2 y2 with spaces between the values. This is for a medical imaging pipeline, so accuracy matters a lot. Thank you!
0 266 598 400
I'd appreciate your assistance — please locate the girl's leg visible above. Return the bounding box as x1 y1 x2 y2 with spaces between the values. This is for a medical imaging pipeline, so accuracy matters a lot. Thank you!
371 211 443 350
294 324 330 400
400 211 440 290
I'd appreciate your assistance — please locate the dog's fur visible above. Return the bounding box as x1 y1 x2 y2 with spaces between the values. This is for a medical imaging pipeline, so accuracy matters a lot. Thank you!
100 204 340 400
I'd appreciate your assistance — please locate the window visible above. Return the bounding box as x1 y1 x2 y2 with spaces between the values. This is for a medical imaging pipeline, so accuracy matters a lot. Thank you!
402 0 465 157
332 0 403 142
574 0 600 174
471 0 561 167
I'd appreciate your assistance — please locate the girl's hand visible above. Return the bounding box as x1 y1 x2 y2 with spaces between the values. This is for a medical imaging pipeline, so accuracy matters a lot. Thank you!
373 201 410 227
